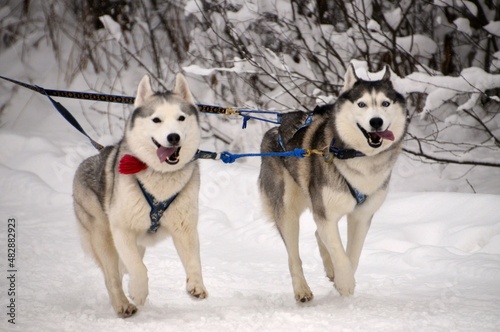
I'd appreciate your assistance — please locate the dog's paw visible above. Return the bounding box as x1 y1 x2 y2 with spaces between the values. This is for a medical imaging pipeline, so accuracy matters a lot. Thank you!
129 276 149 306
294 282 314 303
186 278 208 299
333 268 355 296
295 290 314 303
116 303 138 318
292 278 313 303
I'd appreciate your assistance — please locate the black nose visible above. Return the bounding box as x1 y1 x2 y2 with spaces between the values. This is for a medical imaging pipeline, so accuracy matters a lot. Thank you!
370 117 383 130
167 133 180 145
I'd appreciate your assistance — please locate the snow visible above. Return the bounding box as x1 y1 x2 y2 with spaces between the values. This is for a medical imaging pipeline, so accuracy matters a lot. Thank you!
183 59 258 76
390 66 500 114
1 76 500 332
1 123 500 331
454 18 472 36
396 35 438 59
463 1 478 17
99 15 123 42
367 19 381 33
1 6 500 331
492 51 500 72
433 0 478 16
383 7 402 30
484 21 500 37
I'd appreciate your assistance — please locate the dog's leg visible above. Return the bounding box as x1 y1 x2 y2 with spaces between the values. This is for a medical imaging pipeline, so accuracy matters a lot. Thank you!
118 242 146 275
168 215 208 299
346 212 373 273
92 230 138 317
315 230 335 282
314 212 355 297
112 227 149 306
260 151 311 302
75 201 137 318
346 190 387 272
259 133 311 302
78 225 137 317
277 209 313 302
276 175 312 303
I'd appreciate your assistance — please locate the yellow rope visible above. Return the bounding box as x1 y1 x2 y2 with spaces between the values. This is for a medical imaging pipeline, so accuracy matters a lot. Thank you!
303 149 324 157
303 146 334 163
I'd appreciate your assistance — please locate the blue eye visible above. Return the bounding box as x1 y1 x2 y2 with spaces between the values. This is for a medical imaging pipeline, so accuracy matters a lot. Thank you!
381 101 390 107
152 117 161 123
357 102 366 108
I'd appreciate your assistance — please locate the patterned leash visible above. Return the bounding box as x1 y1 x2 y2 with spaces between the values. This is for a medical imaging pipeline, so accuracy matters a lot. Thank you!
0 75 297 163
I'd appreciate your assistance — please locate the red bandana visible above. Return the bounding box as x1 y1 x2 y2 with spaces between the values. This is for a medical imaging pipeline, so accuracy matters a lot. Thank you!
119 154 147 174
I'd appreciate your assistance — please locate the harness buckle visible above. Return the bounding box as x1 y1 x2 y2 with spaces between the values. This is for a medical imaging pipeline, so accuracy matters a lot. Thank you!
323 152 334 163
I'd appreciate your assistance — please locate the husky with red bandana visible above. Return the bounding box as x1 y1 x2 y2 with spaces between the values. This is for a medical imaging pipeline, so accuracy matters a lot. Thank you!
73 73 207 318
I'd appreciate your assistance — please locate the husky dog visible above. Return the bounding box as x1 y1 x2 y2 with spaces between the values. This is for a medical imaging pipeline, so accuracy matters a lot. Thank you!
259 65 407 302
73 73 207 317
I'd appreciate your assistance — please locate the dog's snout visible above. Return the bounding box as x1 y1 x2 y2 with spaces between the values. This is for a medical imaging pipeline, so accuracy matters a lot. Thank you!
370 117 383 130
167 133 181 145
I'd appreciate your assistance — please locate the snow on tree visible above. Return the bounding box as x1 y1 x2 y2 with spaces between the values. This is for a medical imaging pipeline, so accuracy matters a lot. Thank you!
0 0 499 167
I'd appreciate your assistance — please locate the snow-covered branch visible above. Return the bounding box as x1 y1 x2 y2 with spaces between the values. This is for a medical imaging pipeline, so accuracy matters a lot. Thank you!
394 67 500 115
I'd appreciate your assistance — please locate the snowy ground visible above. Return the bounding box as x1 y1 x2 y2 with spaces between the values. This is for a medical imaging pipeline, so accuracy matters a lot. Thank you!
1 93 500 332
1 38 500 330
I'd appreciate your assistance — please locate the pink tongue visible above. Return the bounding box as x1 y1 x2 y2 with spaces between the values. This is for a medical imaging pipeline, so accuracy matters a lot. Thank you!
156 146 177 162
373 130 395 141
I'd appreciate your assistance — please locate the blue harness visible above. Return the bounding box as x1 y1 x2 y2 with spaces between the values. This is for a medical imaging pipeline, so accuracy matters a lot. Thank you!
346 182 367 205
137 180 178 233
135 150 220 233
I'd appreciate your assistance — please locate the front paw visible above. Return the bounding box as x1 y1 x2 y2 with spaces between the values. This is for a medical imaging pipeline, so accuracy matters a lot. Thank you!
116 303 138 318
186 278 208 299
129 276 149 306
295 289 314 303
333 267 355 296
293 280 314 303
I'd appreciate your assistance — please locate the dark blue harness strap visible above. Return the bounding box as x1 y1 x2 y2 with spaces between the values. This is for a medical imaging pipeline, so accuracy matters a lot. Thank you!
137 180 178 233
346 181 367 205
278 136 286 151
277 112 313 151
193 150 219 160
297 112 313 131
329 139 365 159
41 89 104 150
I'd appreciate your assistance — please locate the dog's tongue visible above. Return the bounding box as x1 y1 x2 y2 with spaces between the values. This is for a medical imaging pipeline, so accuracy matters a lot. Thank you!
157 146 177 162
373 130 395 141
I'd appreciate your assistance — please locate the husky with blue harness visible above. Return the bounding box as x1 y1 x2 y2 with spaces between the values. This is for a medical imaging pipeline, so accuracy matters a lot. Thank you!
259 65 408 302
73 73 208 317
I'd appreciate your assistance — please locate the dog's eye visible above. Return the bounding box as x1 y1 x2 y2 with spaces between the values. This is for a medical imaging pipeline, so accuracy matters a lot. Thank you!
381 101 391 107
357 102 366 108
152 117 161 123
178 115 186 122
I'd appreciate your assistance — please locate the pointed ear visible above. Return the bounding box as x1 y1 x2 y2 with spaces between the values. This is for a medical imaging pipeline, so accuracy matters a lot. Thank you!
134 75 153 107
341 64 359 93
173 73 195 105
382 65 391 81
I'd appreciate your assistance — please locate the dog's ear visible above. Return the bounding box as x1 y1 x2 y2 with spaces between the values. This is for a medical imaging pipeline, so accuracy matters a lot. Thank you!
174 73 195 105
382 65 391 81
134 75 153 107
341 64 359 93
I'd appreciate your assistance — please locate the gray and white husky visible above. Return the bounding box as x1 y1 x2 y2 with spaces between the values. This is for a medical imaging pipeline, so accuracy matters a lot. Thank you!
259 65 407 302
73 73 207 317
